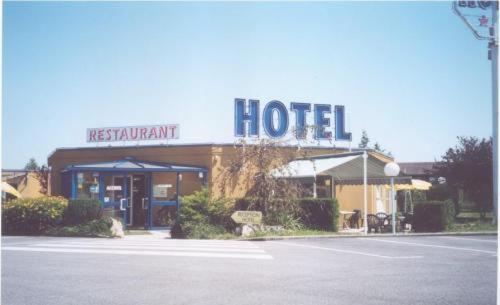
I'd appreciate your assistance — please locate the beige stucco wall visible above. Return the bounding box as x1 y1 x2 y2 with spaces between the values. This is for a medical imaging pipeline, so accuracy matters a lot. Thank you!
49 144 361 198
48 145 394 221
335 184 390 214
335 184 391 225
48 145 213 196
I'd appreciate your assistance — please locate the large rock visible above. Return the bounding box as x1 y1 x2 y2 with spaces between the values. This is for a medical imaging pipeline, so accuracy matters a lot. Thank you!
241 224 258 237
110 218 124 238
240 224 284 237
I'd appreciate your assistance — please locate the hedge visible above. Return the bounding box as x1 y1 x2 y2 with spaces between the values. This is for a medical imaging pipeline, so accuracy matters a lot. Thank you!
64 199 102 226
235 197 339 231
298 198 339 231
2 197 68 235
173 189 235 239
46 216 114 237
413 200 455 232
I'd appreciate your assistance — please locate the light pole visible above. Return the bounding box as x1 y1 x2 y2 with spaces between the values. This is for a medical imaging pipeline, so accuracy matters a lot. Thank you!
384 162 400 235
453 1 498 224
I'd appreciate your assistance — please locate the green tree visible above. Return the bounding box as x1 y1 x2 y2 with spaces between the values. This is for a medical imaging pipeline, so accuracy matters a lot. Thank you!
373 142 392 157
433 137 492 219
24 158 39 171
34 164 50 195
218 138 305 215
358 130 369 148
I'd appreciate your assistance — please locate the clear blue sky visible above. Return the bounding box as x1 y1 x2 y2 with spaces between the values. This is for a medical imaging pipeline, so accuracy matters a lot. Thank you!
2 1 493 168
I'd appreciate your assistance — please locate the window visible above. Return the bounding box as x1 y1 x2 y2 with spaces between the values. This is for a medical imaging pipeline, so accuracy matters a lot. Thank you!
151 172 177 201
76 172 100 200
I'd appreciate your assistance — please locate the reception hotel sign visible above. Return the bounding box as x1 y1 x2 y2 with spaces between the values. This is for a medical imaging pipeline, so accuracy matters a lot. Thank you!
87 124 179 143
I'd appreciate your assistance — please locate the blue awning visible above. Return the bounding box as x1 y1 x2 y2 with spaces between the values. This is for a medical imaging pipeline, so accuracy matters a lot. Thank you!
64 157 208 173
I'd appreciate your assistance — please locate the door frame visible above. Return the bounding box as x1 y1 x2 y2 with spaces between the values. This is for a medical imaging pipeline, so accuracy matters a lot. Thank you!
147 172 180 230
99 172 129 226
129 173 149 228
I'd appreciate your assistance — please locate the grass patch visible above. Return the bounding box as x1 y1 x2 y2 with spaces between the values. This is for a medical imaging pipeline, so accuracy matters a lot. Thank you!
124 230 152 236
447 220 497 232
246 229 339 238
456 212 493 219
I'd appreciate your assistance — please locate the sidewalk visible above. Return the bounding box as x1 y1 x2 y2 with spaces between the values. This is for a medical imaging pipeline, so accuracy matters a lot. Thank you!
241 231 498 241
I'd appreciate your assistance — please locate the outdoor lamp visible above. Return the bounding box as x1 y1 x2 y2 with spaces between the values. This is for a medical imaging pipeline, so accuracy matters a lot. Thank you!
384 162 400 235
384 162 400 177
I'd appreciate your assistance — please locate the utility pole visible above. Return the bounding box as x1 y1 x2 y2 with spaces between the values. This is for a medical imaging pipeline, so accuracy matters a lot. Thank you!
492 3 498 226
453 1 498 225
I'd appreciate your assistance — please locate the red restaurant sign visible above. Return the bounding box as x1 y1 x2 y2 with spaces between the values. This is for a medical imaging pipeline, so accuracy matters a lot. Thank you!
87 124 180 143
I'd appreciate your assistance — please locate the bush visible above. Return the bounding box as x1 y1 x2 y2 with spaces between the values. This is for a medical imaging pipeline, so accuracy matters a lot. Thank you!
64 199 102 225
235 197 339 232
46 216 114 237
2 197 68 235
181 222 226 239
413 200 454 232
176 188 235 238
298 198 339 231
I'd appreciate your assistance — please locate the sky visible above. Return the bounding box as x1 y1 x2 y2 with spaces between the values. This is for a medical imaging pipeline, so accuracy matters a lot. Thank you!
2 1 494 168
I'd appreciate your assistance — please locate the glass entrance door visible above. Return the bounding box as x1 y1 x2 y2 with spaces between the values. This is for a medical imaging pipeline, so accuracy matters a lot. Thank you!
149 172 179 229
130 174 148 228
101 174 128 225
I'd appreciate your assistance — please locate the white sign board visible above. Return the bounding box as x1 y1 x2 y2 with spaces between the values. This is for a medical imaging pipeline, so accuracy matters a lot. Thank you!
87 124 180 143
106 185 122 191
153 184 172 198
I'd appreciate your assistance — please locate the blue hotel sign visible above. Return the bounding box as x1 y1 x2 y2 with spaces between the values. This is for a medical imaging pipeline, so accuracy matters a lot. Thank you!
234 98 352 141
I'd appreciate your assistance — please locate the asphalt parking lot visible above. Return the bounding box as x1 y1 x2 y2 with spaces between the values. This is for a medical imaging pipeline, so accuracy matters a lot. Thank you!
1 235 497 305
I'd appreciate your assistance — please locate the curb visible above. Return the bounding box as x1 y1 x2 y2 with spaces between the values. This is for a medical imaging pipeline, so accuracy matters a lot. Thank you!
239 231 498 241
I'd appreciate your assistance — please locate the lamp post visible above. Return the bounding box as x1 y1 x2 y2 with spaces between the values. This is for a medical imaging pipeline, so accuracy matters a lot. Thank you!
384 162 400 235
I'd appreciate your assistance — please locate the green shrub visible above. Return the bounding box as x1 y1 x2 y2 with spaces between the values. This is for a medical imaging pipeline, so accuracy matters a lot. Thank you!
298 198 339 231
2 197 68 235
181 222 226 239
276 214 304 230
443 199 455 227
46 216 114 237
413 200 454 232
235 197 339 232
176 188 235 238
410 189 427 202
64 199 102 225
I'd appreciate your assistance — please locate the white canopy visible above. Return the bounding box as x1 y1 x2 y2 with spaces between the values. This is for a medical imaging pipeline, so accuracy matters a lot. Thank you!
272 152 392 183
272 151 411 235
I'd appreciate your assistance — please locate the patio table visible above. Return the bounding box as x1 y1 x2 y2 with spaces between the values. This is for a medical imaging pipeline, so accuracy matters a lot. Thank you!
387 215 407 232
339 211 356 230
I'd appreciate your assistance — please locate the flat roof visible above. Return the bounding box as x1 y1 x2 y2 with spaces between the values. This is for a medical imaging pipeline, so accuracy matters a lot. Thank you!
48 142 392 160
64 157 208 173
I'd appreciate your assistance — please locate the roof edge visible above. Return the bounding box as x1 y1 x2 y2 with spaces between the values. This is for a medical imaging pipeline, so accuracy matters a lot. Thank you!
47 143 394 162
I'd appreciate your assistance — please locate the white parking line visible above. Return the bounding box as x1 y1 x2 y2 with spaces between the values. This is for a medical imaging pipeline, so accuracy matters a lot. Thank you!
31 243 265 253
278 241 423 259
61 241 259 249
439 236 498 243
2 246 274 260
366 238 497 255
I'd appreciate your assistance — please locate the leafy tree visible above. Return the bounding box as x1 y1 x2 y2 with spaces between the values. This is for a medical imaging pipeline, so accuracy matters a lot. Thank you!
358 131 391 156
432 137 492 218
373 142 392 157
24 158 39 171
358 130 370 148
23 158 49 195
34 165 50 195
218 138 305 214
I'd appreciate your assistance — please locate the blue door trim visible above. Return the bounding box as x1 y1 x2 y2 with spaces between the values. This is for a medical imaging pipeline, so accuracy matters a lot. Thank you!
68 169 183 231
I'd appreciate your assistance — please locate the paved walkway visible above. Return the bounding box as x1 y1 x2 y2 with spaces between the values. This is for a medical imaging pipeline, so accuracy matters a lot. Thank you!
2 236 273 260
